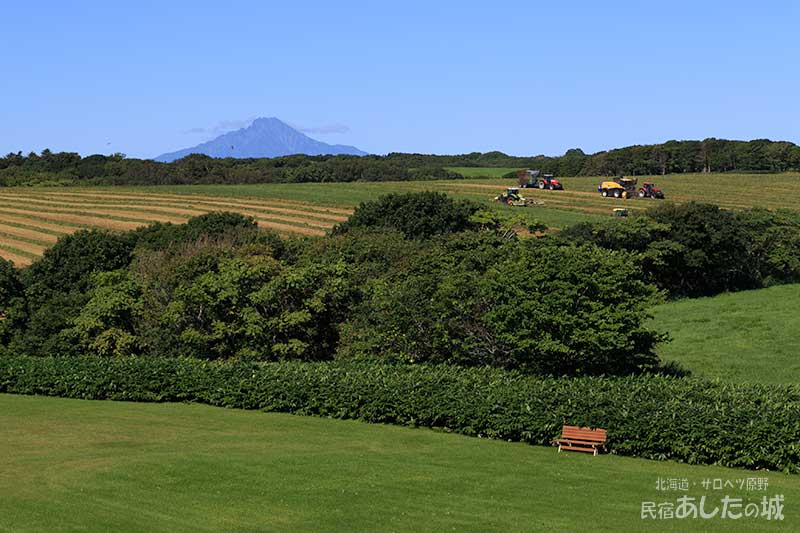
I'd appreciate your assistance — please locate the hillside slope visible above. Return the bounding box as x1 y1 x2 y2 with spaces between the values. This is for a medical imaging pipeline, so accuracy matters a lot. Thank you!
651 284 800 384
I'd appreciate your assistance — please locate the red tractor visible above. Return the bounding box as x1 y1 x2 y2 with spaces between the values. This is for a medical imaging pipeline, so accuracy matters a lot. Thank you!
638 182 664 199
517 170 564 190
536 174 563 190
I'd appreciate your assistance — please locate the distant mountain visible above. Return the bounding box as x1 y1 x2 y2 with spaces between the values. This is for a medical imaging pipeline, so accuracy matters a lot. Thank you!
154 117 367 162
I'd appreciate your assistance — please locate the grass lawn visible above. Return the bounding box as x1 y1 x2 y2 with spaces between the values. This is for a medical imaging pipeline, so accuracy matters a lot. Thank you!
651 284 800 384
1 394 797 532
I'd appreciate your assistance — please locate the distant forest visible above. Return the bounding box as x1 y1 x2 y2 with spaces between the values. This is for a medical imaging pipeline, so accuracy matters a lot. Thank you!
1 138 798 186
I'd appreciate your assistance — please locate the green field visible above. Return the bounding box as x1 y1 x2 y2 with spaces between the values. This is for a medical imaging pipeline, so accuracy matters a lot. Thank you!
446 166 519 178
651 284 800 384
1 394 797 532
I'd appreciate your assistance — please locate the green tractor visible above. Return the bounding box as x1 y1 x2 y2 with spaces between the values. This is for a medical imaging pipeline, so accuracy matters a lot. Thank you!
494 187 535 207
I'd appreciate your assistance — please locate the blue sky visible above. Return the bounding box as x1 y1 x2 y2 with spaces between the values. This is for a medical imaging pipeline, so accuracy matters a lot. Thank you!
2 1 798 158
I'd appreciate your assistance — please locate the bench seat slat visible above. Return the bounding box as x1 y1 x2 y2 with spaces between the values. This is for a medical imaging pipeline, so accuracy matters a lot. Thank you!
553 425 608 455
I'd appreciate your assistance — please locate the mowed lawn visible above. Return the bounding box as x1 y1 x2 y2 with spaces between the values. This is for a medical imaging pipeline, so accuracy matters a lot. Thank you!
650 284 800 385
2 394 798 532
1 171 799 265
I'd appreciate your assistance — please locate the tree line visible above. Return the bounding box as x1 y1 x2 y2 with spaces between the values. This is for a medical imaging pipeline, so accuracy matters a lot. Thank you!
1 138 799 186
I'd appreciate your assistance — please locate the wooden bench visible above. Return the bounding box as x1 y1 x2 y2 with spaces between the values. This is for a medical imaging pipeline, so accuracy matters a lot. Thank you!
553 425 607 455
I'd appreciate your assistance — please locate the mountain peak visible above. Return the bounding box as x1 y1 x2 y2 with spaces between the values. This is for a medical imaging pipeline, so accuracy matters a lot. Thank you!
154 117 366 162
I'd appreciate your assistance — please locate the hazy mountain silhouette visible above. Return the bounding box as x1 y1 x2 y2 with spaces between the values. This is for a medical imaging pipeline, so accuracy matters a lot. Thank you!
154 117 367 162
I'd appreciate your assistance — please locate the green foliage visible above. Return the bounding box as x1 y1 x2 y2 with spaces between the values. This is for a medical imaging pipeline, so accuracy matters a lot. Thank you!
1 355 798 473
22 229 137 302
339 237 663 376
138 246 355 361
0 259 24 345
333 192 480 239
131 211 262 251
63 270 143 357
558 202 800 297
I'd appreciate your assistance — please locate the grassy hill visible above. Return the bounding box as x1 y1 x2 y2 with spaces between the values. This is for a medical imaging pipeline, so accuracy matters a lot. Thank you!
651 284 800 384
2 394 798 532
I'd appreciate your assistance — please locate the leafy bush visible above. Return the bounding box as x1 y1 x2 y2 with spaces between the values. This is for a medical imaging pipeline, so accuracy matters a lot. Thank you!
333 192 480 239
338 238 664 376
559 202 800 297
132 211 264 252
0 355 797 473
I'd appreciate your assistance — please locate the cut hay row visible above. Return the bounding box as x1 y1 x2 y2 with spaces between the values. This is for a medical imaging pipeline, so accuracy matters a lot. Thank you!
38 191 354 220
24 193 352 223
0 248 34 267
0 236 47 257
1 204 327 237
0 223 59 244
0 206 175 231
0 212 81 234
0 196 337 230
0 200 328 261
11 190 354 217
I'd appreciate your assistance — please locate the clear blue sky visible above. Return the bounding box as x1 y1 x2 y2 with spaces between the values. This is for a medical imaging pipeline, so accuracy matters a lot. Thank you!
2 1 798 158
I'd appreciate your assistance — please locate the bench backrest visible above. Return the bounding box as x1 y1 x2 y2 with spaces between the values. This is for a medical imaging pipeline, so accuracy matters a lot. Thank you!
561 425 607 443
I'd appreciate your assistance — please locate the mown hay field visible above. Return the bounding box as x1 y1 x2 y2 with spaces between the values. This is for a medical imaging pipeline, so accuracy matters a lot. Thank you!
0 189 351 266
0 172 798 265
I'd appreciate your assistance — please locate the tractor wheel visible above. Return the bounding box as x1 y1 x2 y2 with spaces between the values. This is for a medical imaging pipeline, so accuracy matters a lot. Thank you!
638 190 646 198
538 181 546 190
601 189 609 197
613 189 622 198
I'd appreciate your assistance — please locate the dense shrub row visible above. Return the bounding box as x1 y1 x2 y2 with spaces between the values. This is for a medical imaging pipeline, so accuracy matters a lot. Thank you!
558 202 800 297
1 355 798 473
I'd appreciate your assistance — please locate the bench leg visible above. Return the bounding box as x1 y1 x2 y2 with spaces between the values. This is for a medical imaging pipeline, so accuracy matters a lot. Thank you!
558 445 562 453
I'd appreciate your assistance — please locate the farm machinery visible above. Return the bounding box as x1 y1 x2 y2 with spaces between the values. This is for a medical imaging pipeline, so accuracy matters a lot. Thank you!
598 177 665 200
517 169 564 190
638 182 665 199
599 177 638 198
494 187 537 207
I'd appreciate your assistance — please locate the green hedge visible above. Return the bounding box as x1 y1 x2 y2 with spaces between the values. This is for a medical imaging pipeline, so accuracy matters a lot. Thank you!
1 355 799 473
